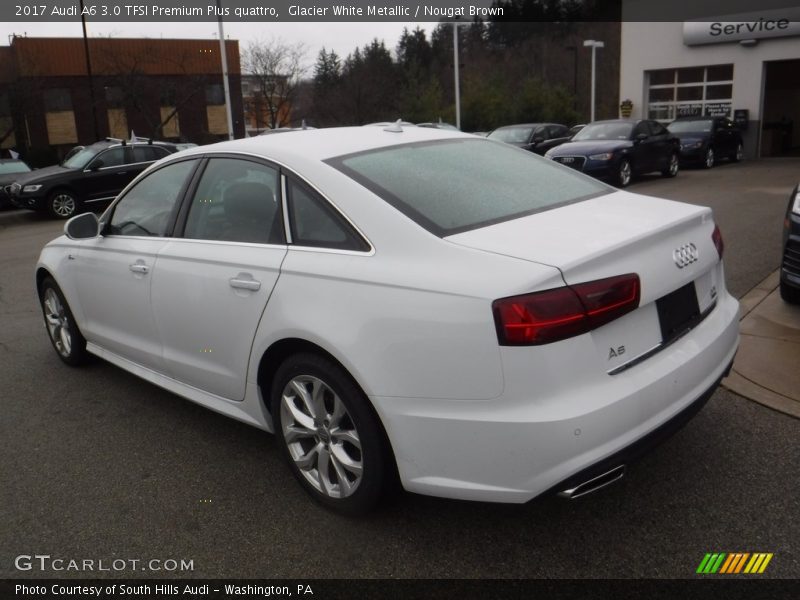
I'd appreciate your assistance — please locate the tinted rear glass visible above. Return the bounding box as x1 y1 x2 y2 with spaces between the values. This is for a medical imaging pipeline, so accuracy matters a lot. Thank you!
328 139 609 237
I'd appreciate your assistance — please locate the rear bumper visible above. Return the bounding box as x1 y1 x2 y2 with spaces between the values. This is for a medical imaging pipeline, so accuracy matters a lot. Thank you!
372 291 739 503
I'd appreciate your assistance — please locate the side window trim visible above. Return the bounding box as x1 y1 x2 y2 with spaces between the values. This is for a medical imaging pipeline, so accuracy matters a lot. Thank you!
281 174 293 244
102 157 200 238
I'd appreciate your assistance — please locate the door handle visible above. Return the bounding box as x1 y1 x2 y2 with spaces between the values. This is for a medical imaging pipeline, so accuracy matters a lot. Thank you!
129 263 149 274
229 275 261 291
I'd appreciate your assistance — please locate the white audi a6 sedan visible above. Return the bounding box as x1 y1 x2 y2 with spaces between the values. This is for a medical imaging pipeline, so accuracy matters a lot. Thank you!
36 125 739 514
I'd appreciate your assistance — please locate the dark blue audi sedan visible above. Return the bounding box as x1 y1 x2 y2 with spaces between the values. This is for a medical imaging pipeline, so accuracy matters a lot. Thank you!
545 119 680 187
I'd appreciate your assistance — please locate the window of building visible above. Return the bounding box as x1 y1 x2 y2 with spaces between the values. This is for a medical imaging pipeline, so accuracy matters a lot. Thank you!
44 88 73 112
105 86 124 108
646 65 734 122
205 84 224 106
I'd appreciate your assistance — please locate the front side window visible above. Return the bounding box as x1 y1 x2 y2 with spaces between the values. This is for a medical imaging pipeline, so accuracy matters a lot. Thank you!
107 159 196 237
93 147 126 169
328 139 608 237
183 158 282 245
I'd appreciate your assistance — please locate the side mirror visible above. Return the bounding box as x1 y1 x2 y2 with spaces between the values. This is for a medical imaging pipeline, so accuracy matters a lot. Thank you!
533 136 545 144
64 212 99 240
635 133 648 143
87 159 104 171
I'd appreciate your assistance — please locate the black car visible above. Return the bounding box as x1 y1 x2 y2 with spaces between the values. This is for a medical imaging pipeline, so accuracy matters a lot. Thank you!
7 138 178 219
668 116 744 169
545 119 680 187
0 159 32 210
781 183 800 304
487 123 572 155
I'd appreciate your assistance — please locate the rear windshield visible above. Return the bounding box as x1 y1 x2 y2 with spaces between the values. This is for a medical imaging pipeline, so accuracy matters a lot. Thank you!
327 139 609 237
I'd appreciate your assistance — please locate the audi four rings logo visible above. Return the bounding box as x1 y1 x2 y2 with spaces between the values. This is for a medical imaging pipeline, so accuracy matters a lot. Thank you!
673 243 699 268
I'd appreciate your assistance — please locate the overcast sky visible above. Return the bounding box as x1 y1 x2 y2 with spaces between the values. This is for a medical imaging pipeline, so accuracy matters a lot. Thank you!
0 21 439 70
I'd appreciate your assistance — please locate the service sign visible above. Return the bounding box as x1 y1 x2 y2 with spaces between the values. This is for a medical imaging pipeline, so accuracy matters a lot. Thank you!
683 8 800 45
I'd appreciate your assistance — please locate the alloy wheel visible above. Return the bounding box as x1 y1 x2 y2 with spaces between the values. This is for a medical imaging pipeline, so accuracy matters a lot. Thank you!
43 288 72 357
705 148 715 168
669 153 679 176
618 160 632 187
280 375 363 499
50 193 76 218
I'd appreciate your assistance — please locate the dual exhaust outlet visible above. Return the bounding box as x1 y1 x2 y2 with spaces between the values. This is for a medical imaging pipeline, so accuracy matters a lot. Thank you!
557 465 626 500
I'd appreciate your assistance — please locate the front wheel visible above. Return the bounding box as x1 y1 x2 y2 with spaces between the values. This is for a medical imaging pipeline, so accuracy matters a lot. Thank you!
40 276 88 366
731 142 744 162
47 190 79 220
271 353 390 515
662 152 679 178
616 159 632 188
703 147 715 169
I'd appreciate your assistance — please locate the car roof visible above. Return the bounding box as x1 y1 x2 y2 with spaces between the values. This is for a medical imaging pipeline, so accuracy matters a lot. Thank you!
171 125 472 165
86 138 177 150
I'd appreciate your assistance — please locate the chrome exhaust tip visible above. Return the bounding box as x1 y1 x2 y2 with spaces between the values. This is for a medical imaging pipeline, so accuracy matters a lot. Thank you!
557 465 625 500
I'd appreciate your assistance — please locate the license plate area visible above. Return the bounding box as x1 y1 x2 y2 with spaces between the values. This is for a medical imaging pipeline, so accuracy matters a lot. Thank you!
656 281 701 343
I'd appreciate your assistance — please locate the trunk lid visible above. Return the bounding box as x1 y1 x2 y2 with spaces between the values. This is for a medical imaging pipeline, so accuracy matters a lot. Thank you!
447 190 722 373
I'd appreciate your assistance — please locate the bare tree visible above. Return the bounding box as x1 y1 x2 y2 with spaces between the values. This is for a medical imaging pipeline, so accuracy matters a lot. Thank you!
242 38 307 129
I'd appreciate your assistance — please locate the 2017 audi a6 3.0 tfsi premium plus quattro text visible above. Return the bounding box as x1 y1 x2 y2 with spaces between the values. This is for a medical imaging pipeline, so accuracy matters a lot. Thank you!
36 126 739 514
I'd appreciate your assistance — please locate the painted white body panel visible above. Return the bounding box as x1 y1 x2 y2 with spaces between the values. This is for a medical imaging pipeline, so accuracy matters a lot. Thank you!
36 126 739 504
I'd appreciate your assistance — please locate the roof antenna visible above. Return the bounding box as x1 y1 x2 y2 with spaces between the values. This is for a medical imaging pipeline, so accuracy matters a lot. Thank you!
383 119 404 133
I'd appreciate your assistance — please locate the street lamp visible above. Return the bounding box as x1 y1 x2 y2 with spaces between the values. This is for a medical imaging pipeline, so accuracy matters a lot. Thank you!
453 19 462 130
583 39 604 123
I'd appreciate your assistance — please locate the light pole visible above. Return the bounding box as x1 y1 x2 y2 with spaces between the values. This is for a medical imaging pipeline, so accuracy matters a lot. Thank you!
453 21 461 130
583 39 604 123
217 0 234 140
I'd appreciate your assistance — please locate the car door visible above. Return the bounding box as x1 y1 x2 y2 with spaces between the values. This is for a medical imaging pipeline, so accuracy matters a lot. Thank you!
149 156 287 401
71 158 199 372
647 120 673 171
74 146 132 204
631 121 655 173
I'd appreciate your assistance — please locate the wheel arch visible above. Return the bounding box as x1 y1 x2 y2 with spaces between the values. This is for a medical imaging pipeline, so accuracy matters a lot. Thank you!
256 337 400 482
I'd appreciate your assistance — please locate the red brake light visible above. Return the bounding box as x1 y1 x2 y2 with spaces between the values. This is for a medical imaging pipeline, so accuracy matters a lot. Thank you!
712 224 724 260
492 274 640 346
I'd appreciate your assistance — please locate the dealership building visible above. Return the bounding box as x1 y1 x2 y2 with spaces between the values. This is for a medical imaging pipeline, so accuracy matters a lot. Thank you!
620 8 800 158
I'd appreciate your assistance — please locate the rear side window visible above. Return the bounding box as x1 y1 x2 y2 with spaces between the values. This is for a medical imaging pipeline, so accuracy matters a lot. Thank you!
133 146 169 163
328 139 608 237
287 178 369 251
183 158 283 245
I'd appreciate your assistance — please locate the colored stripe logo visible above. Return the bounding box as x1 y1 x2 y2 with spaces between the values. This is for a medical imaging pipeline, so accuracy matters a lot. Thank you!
696 552 773 574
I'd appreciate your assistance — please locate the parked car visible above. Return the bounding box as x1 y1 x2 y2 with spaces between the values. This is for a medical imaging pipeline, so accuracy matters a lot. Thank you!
36 126 738 514
0 158 32 210
568 124 586 137
545 119 680 187
781 183 800 304
7 138 179 219
487 123 572 155
668 116 744 168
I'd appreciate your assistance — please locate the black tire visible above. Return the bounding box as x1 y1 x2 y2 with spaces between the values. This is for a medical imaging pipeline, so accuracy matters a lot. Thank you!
47 189 79 220
703 146 715 169
662 152 679 178
40 276 89 366
271 353 390 515
780 279 800 305
731 142 744 163
616 158 632 188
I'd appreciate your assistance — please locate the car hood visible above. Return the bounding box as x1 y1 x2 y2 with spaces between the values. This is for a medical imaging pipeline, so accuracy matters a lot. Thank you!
12 164 74 184
548 140 631 156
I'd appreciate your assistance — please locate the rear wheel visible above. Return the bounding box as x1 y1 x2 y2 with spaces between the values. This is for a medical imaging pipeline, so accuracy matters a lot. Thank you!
780 279 800 305
271 353 389 515
703 147 715 169
47 189 79 220
40 276 88 366
662 152 679 178
616 159 632 188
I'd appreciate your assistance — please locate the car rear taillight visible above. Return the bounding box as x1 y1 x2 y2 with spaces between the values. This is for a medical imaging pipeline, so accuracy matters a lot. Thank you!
712 224 724 260
492 274 640 346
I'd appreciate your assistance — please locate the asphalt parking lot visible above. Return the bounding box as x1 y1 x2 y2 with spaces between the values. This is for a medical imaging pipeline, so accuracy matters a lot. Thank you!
2 159 799 579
